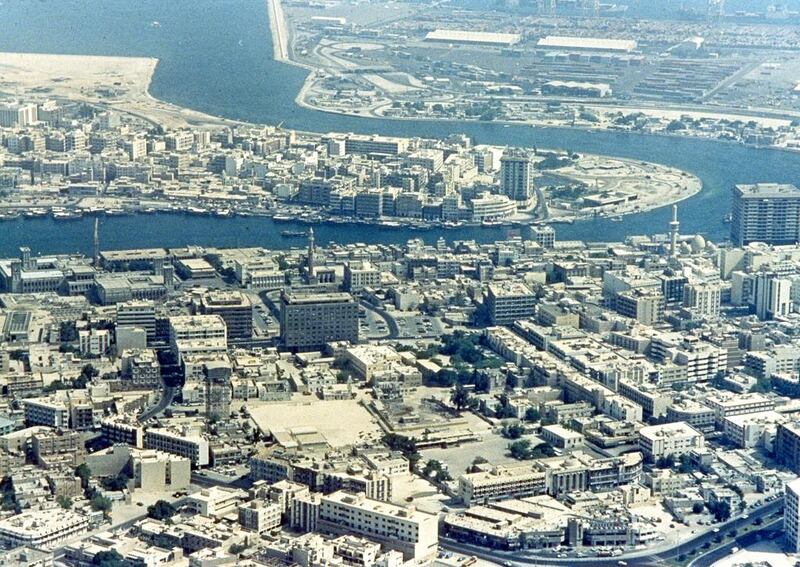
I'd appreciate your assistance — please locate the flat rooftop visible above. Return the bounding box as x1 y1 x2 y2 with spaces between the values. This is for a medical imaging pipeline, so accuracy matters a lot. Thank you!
735 183 800 199
425 29 522 46
283 291 354 305
537 35 637 52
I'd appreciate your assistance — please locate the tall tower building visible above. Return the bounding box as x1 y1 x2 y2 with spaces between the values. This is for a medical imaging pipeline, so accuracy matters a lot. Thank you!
753 272 792 320
669 205 680 257
731 183 800 246
280 291 359 351
786 478 800 553
500 150 535 204
203 360 232 421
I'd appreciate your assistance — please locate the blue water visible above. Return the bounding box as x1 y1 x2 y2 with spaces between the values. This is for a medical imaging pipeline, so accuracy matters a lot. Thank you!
1 0 800 255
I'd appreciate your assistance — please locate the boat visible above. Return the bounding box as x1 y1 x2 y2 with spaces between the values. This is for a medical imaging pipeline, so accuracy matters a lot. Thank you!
0 211 20 221
53 211 82 221
214 209 232 218
23 208 48 218
610 215 623 222
722 213 732 224
281 230 307 238
104 208 128 216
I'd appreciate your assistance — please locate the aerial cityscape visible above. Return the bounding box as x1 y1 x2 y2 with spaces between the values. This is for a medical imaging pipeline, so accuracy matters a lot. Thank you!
4 0 800 566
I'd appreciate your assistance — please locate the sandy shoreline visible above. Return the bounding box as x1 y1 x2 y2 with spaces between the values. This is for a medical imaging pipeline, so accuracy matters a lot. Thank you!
0 51 243 131
267 0 289 63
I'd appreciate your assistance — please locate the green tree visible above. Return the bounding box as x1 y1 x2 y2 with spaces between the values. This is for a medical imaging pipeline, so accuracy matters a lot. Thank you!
709 500 731 522
494 394 517 419
524 407 540 422
75 463 91 489
508 439 532 460
57 495 73 509
59 320 78 342
90 493 112 516
450 384 472 411
229 543 248 555
383 433 421 471
92 550 126 567
100 472 130 491
508 440 555 460
501 423 525 439
147 500 177 521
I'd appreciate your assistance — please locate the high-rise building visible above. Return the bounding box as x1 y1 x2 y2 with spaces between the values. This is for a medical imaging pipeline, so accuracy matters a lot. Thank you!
204 360 232 420
116 300 157 343
786 478 800 553
682 282 721 318
486 282 536 325
500 150 535 204
753 272 792 320
531 225 556 249
280 291 358 351
776 421 800 474
731 184 800 246
168 314 227 362
196 290 253 340
0 101 37 127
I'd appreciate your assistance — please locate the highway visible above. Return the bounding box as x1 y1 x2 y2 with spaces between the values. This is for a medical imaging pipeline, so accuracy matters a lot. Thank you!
440 498 784 567
688 518 783 567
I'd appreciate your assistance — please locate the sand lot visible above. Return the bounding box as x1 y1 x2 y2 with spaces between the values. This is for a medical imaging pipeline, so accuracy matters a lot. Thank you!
248 398 383 447
0 51 232 129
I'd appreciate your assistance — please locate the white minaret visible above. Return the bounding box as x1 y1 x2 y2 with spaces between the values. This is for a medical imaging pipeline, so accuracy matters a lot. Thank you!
307 227 316 282
669 205 680 257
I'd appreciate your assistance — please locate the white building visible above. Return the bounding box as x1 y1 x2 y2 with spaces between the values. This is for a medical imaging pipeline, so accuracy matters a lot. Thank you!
638 422 704 461
0 509 89 549
79 329 110 356
144 427 210 467
786 478 800 553
297 491 439 562
500 150 534 203
0 101 38 127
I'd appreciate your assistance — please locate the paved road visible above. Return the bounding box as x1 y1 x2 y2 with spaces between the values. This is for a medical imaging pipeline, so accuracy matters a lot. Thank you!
440 498 784 567
532 185 549 221
688 518 783 567
360 300 400 339
139 383 177 423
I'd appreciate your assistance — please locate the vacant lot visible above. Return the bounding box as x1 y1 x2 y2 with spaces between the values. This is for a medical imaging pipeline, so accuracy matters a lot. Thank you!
248 398 383 447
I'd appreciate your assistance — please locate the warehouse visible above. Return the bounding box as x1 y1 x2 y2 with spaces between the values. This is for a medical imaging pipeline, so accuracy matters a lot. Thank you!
425 29 522 47
537 35 637 53
542 81 612 98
